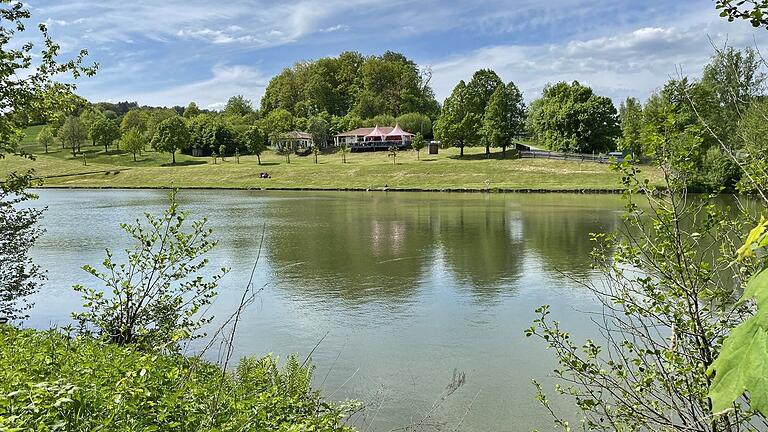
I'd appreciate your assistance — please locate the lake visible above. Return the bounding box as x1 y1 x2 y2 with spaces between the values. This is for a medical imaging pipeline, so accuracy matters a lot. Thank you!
24 189 627 431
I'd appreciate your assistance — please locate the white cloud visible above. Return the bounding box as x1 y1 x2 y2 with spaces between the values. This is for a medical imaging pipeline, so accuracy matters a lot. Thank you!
81 64 269 109
428 22 768 104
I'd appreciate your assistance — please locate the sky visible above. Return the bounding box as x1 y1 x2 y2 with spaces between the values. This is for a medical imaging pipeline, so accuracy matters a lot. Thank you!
25 0 768 110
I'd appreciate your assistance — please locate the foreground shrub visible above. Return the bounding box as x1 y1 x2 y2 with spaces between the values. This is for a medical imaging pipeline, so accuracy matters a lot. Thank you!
0 327 357 431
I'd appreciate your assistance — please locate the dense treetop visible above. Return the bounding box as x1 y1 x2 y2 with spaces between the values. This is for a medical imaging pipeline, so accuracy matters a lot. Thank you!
260 51 439 120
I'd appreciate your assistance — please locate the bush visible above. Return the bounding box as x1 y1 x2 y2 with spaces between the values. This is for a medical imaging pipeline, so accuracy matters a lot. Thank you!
0 326 357 431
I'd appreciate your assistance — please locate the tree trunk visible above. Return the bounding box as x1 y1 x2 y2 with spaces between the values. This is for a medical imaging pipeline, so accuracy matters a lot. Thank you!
71 144 76 157
133 151 137 162
104 143 109 153
417 150 420 160
460 145 464 157
172 151 176 164
486 144 490 158
314 154 317 164
502 146 506 159
257 154 261 165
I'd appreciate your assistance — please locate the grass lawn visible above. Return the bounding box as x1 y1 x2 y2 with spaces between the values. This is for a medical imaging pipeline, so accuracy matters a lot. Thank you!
0 126 662 191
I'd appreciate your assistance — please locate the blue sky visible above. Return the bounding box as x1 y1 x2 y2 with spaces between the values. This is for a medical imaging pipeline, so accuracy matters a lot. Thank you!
27 0 768 110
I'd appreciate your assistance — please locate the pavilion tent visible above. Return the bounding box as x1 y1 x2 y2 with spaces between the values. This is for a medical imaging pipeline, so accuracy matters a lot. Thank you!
364 125 388 141
384 123 414 143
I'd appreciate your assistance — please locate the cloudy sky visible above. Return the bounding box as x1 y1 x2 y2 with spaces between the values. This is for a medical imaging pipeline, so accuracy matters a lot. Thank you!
26 0 768 109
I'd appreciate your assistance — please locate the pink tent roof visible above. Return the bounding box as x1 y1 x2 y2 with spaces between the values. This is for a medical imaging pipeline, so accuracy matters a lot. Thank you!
365 125 388 139
385 123 414 138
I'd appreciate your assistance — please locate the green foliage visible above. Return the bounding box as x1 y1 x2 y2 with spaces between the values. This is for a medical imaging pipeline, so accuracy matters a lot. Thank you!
36 126 54 153
121 128 145 161
412 132 425 160
434 80 481 157
183 101 202 118
307 115 330 147
738 100 768 192
716 0 768 27
260 51 438 118
58 116 88 157
0 181 44 321
709 218 768 415
261 108 294 145
0 0 96 158
481 82 526 157
395 112 432 137
224 95 254 117
527 81 620 153
465 69 504 119
528 160 757 430
89 117 121 152
0 326 358 431
617 97 643 155
151 116 190 164
73 191 227 350
240 125 268 164
120 109 147 135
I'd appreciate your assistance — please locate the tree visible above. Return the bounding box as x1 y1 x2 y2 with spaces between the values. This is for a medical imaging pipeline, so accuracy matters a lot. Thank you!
0 181 45 321
617 97 643 155
120 109 147 135
36 126 54 154
388 144 398 165
340 142 348 164
240 125 267 165
528 159 757 431
527 81 620 153
434 81 480 157
59 116 88 157
0 3 94 157
307 115 330 148
260 108 294 146
151 116 190 164
183 101 202 118
90 117 121 153
715 0 768 27
79 106 105 145
481 82 526 158
219 144 227 160
396 113 433 137
312 143 320 164
0 1 93 321
224 95 254 117
73 191 227 350
465 69 504 118
412 132 425 160
121 128 145 162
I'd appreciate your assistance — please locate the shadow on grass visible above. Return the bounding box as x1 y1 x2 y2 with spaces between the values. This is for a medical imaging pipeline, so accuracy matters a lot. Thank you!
257 162 280 166
103 149 129 156
160 160 207 167
447 151 516 161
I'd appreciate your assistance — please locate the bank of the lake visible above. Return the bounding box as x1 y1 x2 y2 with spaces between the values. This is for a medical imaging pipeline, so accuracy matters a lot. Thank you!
6 128 663 191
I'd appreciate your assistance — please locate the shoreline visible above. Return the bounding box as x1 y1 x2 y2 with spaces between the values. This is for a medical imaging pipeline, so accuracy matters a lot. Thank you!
30 184 627 194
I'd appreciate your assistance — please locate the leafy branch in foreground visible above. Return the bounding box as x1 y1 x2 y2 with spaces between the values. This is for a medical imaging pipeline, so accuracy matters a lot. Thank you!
527 156 761 430
708 217 768 415
0 173 45 321
73 190 228 351
715 1 768 28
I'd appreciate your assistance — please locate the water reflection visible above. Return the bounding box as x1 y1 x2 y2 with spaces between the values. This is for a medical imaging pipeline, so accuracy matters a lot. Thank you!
26 189 628 432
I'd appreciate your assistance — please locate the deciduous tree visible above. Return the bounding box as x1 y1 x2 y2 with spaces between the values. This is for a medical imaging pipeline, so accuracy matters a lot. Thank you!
59 115 88 157
617 97 643 155
36 126 54 154
240 125 267 165
121 128 145 162
411 132 425 160
434 81 480 157
151 116 190 164
90 117 120 152
481 82 526 158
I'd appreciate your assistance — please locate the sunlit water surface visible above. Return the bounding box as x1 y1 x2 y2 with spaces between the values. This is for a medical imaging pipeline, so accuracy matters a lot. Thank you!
25 189 627 431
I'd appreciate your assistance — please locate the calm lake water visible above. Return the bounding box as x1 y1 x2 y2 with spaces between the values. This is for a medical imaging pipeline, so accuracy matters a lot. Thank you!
24 189 627 431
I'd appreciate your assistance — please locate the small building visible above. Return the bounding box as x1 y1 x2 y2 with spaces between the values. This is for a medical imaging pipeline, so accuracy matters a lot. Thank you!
274 131 313 152
429 141 440 154
333 124 414 152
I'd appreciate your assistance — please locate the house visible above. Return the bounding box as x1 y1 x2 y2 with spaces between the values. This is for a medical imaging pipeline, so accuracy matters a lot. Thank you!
333 124 415 152
274 131 313 152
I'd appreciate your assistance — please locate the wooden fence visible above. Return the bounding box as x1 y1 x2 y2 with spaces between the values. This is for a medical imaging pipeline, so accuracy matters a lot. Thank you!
519 150 625 164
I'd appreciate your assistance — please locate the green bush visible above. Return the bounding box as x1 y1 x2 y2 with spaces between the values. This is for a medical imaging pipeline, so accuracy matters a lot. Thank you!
0 327 357 431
